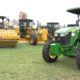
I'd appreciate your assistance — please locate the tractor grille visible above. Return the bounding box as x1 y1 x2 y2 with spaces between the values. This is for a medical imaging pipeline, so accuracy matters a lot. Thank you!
55 32 71 45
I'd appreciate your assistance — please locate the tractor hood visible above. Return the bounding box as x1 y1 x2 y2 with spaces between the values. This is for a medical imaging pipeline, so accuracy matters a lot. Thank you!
55 27 79 34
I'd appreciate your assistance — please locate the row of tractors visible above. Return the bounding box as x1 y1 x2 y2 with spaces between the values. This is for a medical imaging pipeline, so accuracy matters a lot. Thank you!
0 7 80 69
0 12 60 47
16 11 60 45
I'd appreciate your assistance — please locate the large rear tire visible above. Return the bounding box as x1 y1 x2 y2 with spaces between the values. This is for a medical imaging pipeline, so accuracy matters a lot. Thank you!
76 48 80 69
30 33 37 45
42 40 58 63
76 42 80 69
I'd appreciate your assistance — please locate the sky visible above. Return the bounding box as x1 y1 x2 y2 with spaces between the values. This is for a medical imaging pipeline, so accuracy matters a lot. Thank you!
0 0 80 26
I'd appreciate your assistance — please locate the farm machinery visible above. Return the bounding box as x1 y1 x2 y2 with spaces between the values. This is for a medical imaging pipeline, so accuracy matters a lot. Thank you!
18 18 49 45
42 7 80 69
17 11 49 45
0 16 19 47
18 20 60 45
16 11 61 45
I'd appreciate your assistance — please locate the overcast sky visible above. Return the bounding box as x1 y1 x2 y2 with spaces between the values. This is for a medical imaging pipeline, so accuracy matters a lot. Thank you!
0 0 80 25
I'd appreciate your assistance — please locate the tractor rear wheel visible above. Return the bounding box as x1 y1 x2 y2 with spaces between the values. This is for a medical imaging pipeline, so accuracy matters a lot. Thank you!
76 40 80 69
42 40 58 63
76 42 80 69
30 33 37 45
76 48 80 69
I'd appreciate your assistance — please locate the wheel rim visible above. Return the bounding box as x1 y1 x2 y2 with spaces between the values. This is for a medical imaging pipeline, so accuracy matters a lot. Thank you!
49 51 56 59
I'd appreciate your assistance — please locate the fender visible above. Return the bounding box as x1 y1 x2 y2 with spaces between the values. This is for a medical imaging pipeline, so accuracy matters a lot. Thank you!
50 43 63 56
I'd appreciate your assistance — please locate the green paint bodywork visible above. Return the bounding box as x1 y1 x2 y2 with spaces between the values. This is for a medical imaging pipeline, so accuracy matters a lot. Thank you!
50 27 80 57
50 43 63 56
49 7 80 58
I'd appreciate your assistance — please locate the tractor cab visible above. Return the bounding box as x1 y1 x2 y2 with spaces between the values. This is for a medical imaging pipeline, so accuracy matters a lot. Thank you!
0 16 10 29
47 22 60 35
53 8 80 46
19 19 34 37
46 22 60 40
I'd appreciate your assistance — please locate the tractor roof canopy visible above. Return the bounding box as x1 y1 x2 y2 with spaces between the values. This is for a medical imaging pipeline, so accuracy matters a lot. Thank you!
0 16 6 19
47 22 59 25
67 7 80 26
67 7 80 14
19 19 33 22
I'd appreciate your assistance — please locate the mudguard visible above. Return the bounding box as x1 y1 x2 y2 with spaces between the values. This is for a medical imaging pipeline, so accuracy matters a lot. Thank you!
50 43 63 56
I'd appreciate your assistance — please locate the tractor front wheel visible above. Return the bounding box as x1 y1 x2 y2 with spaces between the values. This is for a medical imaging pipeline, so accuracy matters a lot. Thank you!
42 40 58 63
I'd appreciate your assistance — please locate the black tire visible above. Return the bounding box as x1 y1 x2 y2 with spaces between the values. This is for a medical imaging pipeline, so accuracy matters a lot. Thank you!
76 42 80 69
76 38 80 69
76 48 80 69
30 33 37 45
42 40 58 63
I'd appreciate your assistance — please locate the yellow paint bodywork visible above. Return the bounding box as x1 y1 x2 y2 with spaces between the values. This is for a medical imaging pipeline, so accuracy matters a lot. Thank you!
37 28 48 42
15 26 48 43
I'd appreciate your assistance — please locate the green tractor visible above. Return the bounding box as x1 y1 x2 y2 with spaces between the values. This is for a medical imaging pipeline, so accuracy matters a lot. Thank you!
42 7 80 69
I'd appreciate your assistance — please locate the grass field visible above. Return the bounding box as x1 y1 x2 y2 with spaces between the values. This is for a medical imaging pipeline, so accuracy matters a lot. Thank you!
0 43 80 80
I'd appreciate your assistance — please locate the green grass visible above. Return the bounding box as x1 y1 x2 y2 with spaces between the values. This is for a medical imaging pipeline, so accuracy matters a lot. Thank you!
0 43 80 80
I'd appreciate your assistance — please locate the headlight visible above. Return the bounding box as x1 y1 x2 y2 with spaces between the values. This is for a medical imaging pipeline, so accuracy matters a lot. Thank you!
60 34 65 36
72 33 75 36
